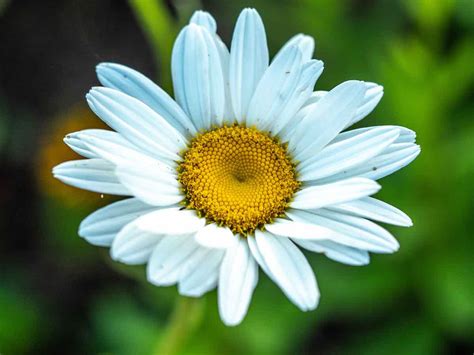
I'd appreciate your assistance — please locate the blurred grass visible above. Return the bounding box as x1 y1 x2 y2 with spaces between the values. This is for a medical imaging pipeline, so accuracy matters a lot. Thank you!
0 0 473 354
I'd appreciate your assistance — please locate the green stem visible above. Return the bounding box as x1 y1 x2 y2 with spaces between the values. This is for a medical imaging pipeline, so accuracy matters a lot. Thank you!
154 296 205 355
128 0 177 91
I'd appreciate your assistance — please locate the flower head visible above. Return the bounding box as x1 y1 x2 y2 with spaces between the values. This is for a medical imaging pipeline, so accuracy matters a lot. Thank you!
53 8 420 326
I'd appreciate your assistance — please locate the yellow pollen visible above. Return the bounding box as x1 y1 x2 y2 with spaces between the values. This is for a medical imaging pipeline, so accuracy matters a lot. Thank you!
178 125 300 235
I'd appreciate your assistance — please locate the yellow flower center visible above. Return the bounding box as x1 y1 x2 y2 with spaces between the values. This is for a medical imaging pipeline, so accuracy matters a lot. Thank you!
178 125 300 235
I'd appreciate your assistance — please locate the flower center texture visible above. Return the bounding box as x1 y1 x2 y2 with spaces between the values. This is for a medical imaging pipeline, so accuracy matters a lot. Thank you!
178 125 300 235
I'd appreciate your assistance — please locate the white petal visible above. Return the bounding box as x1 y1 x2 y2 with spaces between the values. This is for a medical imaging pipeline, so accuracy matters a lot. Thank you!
329 197 413 227
111 220 164 265
135 208 205 236
194 223 235 249
316 143 421 183
229 8 269 123
331 125 416 145
218 236 258 326
298 127 400 181
64 133 98 159
79 198 156 246
189 10 217 32
292 177 381 210
178 248 224 297
345 82 384 128
171 24 225 130
53 159 129 195
115 162 181 207
289 80 367 162
272 60 323 136
288 209 399 253
294 239 370 266
255 230 319 311
96 63 197 138
265 218 338 240
275 34 315 62
71 129 172 170
147 234 200 286
246 45 303 130
86 87 186 161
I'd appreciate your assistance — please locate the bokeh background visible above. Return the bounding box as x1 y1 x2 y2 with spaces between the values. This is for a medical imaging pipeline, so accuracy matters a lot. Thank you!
0 0 473 354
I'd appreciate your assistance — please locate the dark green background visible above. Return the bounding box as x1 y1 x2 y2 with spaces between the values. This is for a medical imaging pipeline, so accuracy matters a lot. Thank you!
0 0 473 354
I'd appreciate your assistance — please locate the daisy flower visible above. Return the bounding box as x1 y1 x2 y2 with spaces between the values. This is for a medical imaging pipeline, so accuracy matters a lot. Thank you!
53 8 420 326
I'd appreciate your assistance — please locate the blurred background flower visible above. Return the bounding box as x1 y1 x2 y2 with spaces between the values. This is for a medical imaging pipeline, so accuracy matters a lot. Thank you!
0 0 473 354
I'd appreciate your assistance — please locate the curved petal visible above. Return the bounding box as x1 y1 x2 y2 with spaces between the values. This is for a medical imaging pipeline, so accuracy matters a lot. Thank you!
147 234 200 286
289 80 367 161
115 162 181 206
111 220 164 265
294 239 370 266
246 45 303 130
288 209 399 253
218 236 258 326
229 8 269 123
171 24 225 130
275 34 315 62
178 248 224 297
314 143 421 183
255 230 319 311
345 82 384 128
52 159 129 195
86 87 186 161
331 125 416 145
329 197 413 227
79 198 156 246
298 127 400 181
71 129 172 170
96 63 197 138
189 10 217 32
291 178 381 210
194 223 235 249
134 208 205 236
265 218 339 241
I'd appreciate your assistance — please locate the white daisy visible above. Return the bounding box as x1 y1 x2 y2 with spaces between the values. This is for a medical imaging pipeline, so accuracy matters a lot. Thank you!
53 8 420 326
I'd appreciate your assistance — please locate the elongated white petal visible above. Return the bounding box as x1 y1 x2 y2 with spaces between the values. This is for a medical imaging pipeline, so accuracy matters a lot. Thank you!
255 230 319 310
298 127 400 181
115 162 181 206
53 159 129 195
269 59 324 136
218 236 258 326
246 45 302 130
135 208 205 236
275 34 315 62
294 239 370 266
292 178 380 210
189 10 216 32
265 218 339 240
72 129 173 171
64 132 98 159
147 234 200 286
315 143 421 183
329 197 412 227
331 125 416 145
96 63 197 138
178 248 224 297
79 198 156 246
345 82 383 128
111 221 164 265
194 223 235 249
172 24 225 130
288 209 399 253
300 82 383 130
86 87 186 161
247 235 273 277
229 8 269 123
289 81 366 161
